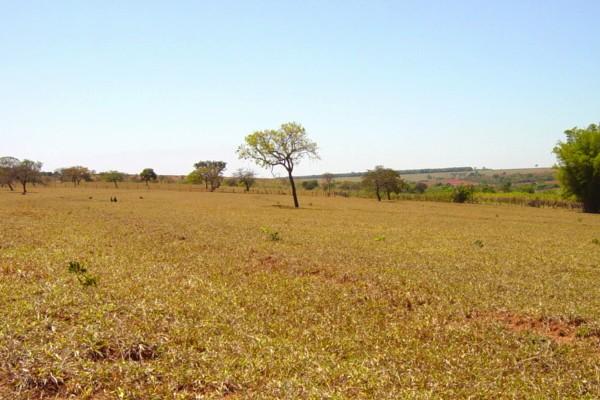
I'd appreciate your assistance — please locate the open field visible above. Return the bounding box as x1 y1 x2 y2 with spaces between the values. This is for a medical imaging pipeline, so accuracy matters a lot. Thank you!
1 188 600 399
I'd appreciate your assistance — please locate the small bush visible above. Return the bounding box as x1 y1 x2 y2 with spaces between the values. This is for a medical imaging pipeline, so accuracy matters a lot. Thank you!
301 180 319 190
452 185 474 203
67 261 97 287
260 226 281 241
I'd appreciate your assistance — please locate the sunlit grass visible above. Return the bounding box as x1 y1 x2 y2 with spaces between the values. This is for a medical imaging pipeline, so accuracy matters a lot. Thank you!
1 187 599 399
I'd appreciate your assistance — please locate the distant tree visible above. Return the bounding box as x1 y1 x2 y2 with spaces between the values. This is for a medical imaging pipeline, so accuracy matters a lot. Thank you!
237 122 319 208
414 182 428 194
13 159 43 194
381 169 404 200
321 173 335 196
225 177 239 187
301 179 319 190
362 166 403 201
185 170 204 185
554 123 600 213
57 166 92 186
0 156 19 191
233 168 256 192
192 161 226 191
100 171 125 188
139 168 157 187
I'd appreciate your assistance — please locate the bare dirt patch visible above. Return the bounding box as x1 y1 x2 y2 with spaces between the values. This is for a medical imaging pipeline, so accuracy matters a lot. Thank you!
480 311 587 344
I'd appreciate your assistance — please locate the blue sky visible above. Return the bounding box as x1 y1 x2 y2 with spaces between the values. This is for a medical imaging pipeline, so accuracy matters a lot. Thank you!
1 1 599 176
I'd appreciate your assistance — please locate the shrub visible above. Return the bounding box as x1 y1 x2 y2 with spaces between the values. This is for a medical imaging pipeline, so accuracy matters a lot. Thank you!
452 185 474 203
301 180 319 190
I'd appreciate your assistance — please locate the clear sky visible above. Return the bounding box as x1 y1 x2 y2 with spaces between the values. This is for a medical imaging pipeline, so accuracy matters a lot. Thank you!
1 1 599 177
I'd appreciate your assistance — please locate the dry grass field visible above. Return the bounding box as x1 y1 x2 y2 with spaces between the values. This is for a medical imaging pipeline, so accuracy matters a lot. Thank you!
1 188 600 399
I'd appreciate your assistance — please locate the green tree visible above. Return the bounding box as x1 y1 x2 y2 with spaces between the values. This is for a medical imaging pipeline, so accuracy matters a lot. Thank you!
233 168 256 192
13 159 43 194
100 171 125 188
0 156 19 191
362 166 403 201
186 169 204 185
554 123 600 213
57 166 92 186
193 161 226 191
237 122 319 208
140 168 158 187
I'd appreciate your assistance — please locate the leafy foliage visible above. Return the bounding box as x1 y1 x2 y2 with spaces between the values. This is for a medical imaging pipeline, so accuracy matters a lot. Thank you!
237 122 319 207
362 166 404 201
301 180 319 190
193 161 226 192
452 185 475 203
139 168 158 185
553 123 600 213
100 171 125 188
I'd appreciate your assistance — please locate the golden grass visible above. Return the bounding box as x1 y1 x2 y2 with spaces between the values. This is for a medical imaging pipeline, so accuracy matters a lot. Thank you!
1 187 600 399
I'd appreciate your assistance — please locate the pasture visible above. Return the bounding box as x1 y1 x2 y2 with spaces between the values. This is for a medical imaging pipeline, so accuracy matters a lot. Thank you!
1 188 600 399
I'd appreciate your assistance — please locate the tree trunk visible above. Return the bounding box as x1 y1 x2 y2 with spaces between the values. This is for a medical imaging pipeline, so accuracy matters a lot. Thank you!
21 181 27 195
113 181 118 188
7 182 13 191
375 186 381 202
386 190 391 200
288 170 299 208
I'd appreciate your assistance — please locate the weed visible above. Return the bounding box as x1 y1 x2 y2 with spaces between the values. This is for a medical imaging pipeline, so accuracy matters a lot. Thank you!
260 226 281 241
67 261 87 274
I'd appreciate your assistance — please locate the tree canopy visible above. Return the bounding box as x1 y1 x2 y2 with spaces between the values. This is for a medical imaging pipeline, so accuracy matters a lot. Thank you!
57 166 92 186
553 123 600 213
233 168 256 192
237 122 319 208
0 156 20 191
362 166 403 201
100 171 125 188
193 161 226 191
140 168 158 186
13 159 43 194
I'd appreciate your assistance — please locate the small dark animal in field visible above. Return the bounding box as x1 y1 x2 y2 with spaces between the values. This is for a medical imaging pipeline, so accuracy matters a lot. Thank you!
89 196 93 199
139 196 143 199
110 196 118 202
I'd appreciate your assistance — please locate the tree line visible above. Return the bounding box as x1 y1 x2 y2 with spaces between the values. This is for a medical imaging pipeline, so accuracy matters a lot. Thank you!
2 122 599 213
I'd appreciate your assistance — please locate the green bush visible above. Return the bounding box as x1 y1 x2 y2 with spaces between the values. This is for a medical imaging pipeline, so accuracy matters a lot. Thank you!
452 185 474 203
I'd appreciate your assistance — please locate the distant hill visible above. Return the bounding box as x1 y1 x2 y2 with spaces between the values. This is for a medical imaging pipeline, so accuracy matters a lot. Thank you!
298 167 474 180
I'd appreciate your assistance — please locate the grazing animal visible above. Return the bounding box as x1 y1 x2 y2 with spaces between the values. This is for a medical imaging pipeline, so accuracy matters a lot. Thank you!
110 196 118 203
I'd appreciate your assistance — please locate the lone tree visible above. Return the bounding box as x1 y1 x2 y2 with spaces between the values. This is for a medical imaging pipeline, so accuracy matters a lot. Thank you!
193 161 226 191
57 166 92 186
321 173 335 196
0 156 19 191
362 166 403 201
233 168 256 192
100 171 125 188
237 122 319 208
554 123 600 213
140 168 158 187
13 159 43 194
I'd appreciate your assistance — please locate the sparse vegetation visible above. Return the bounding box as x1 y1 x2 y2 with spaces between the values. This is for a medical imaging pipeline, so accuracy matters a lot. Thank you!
1 187 600 398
